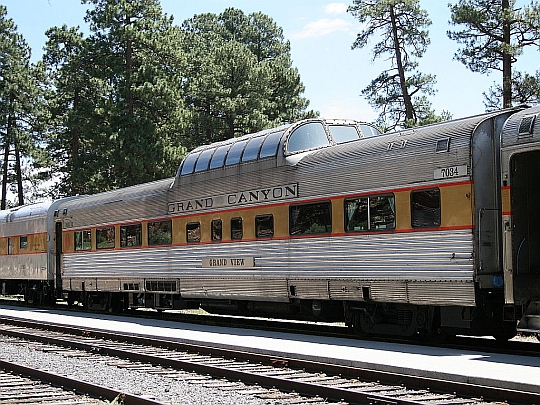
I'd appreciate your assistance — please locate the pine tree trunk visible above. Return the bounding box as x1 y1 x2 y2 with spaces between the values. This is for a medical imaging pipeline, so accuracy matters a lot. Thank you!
1 138 9 210
1 101 15 210
389 5 414 122
14 138 24 206
502 0 512 108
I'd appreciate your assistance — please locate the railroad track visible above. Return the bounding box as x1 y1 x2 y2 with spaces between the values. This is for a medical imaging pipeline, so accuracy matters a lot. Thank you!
2 298 538 357
1 316 538 405
0 358 163 405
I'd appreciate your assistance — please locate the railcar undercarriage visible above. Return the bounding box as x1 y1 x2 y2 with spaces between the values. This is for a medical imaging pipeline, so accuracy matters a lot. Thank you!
0 283 526 341
0 280 55 306
59 288 518 340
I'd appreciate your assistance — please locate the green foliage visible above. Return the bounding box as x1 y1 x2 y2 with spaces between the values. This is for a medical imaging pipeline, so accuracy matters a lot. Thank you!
39 2 314 196
181 8 315 148
44 0 189 195
448 0 540 108
348 0 445 130
0 5 48 207
484 70 540 110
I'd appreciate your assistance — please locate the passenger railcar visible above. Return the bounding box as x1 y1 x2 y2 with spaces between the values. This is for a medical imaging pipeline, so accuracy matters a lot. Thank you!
1 112 540 339
0 200 70 304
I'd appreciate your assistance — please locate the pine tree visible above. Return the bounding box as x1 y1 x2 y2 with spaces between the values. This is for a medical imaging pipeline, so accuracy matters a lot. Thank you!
448 0 540 109
82 0 188 189
181 8 314 148
348 0 444 130
44 0 188 195
43 25 103 196
0 6 46 208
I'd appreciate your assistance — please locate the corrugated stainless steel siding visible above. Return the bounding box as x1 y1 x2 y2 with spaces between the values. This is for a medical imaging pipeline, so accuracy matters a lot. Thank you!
168 114 495 208
0 203 50 280
62 230 474 305
0 254 48 280
58 178 173 229
0 203 49 237
287 279 329 299
63 230 472 280
180 278 288 301
295 121 474 196
501 107 540 149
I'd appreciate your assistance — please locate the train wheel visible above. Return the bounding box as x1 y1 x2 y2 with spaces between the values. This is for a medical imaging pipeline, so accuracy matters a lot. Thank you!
347 312 367 337
86 293 109 311
428 328 452 344
493 323 517 342
25 288 42 306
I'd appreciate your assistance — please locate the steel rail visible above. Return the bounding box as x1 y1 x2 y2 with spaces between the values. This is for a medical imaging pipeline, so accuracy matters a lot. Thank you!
0 359 167 405
1 316 539 405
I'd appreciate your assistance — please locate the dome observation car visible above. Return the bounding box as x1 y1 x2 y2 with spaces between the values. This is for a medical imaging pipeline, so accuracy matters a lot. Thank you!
176 119 380 178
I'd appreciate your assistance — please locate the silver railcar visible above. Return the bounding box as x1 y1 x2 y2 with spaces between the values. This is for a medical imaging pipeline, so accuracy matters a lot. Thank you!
2 110 540 339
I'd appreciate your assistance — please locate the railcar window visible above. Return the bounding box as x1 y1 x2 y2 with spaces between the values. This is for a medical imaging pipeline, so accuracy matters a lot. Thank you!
329 125 360 144
7 238 13 255
370 196 396 230
255 214 274 238
194 149 215 172
411 189 441 228
148 220 172 245
345 198 368 231
225 140 248 166
289 201 332 235
209 145 230 169
75 230 92 251
96 226 115 249
360 124 381 138
187 222 201 243
345 195 396 232
242 136 265 162
211 219 222 241
231 217 243 240
180 152 200 175
120 224 142 248
19 235 28 250
287 122 329 154
259 131 283 158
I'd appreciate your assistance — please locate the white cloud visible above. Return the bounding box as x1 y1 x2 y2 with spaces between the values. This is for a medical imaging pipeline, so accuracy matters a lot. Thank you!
324 2 348 14
294 18 352 39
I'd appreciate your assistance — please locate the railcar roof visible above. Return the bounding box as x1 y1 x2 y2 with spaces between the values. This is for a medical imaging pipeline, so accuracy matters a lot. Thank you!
0 201 51 222
56 177 174 212
175 118 381 181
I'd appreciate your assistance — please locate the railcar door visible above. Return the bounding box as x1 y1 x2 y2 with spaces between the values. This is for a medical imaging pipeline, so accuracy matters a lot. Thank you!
509 150 540 331
55 221 63 298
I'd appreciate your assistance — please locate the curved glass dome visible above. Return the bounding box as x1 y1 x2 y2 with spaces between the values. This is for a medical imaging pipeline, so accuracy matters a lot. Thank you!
177 119 380 177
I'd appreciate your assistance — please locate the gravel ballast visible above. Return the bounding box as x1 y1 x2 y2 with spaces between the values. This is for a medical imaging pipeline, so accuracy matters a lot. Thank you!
0 336 299 405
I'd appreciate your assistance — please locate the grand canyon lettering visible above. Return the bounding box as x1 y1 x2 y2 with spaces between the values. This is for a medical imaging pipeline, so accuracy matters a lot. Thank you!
168 183 298 214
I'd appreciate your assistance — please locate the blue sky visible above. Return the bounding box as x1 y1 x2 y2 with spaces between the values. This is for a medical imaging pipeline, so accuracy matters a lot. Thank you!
3 0 539 123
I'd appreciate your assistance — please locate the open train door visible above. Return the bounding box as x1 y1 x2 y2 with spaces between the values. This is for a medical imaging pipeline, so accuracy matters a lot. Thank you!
509 150 540 333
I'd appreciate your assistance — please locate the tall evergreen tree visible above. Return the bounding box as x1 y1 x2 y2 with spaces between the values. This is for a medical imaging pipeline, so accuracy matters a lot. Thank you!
181 8 314 148
0 6 45 208
448 0 540 109
81 0 188 189
44 0 188 195
348 0 445 130
43 25 103 196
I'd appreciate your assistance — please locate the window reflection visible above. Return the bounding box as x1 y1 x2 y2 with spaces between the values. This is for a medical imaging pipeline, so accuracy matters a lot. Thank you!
287 122 329 153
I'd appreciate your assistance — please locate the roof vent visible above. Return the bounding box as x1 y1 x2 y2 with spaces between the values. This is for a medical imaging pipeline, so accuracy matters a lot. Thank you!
436 138 450 153
518 114 536 136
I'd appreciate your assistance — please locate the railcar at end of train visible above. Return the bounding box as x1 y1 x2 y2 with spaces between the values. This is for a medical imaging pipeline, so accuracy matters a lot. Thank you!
0 200 64 305
1 112 539 340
